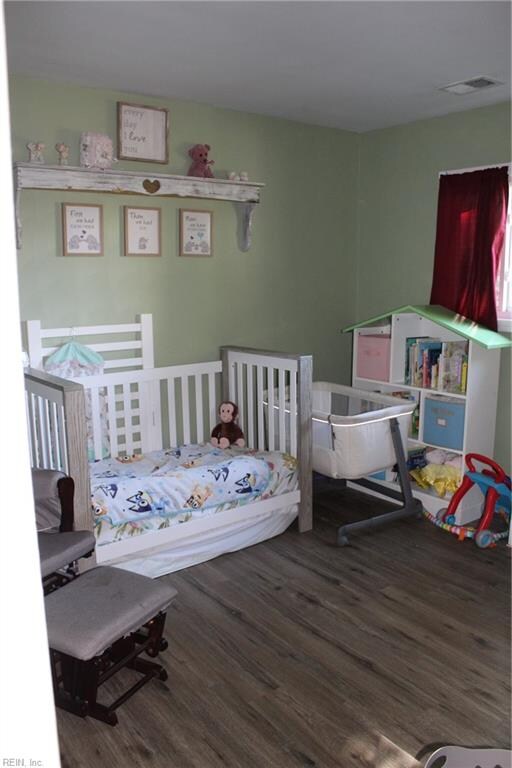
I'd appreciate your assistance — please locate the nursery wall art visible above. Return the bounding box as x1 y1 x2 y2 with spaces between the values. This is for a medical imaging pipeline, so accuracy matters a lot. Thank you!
179 209 213 257
117 102 169 164
124 206 161 257
62 203 103 256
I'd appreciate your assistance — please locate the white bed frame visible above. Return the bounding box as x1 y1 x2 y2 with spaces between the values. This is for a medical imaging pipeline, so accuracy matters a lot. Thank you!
23 315 312 569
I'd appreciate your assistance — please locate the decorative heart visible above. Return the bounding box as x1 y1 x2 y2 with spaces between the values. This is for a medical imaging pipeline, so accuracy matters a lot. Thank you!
143 179 161 194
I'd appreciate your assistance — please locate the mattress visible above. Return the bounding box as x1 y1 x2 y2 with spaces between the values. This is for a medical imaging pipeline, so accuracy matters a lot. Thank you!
91 443 298 548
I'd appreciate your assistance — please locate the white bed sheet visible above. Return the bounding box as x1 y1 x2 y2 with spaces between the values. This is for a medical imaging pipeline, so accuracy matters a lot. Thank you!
103 502 298 577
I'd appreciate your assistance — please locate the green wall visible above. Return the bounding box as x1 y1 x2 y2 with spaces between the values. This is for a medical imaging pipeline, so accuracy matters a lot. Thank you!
10 75 359 383
357 102 511 468
10 76 511 466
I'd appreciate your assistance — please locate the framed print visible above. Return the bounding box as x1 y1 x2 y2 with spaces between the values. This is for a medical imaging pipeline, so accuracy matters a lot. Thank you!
124 206 161 256
117 102 169 164
62 203 103 256
179 209 213 257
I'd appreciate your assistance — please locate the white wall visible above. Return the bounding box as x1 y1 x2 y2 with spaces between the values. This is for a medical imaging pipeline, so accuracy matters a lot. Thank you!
0 4 61 765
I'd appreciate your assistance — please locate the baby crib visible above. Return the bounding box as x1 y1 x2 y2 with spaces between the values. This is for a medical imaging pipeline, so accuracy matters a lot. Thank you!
311 382 422 544
23 315 313 575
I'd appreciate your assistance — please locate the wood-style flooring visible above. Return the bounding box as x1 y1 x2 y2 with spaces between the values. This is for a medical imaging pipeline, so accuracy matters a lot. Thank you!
57 480 511 768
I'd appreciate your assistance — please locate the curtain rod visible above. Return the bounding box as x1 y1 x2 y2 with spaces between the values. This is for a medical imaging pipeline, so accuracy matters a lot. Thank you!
439 162 511 176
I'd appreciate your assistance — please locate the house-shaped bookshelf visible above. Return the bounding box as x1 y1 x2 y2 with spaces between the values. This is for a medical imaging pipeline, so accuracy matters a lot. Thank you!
343 305 511 523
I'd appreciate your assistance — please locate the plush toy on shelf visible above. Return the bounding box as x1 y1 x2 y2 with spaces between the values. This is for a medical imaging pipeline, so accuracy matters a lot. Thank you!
211 401 245 449
187 143 215 178
27 142 45 164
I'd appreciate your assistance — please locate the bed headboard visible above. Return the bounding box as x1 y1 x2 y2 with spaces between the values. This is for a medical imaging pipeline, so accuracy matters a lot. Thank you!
24 314 154 371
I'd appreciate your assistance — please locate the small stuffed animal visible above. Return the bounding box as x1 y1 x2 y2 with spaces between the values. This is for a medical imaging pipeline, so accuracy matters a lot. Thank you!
211 401 245 449
27 142 45 163
55 142 70 165
187 143 215 178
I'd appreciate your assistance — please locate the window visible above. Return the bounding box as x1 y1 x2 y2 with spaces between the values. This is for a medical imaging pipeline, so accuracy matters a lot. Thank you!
496 178 512 332
432 164 510 331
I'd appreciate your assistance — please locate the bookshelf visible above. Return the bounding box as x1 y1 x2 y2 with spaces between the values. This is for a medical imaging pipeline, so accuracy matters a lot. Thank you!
344 305 512 524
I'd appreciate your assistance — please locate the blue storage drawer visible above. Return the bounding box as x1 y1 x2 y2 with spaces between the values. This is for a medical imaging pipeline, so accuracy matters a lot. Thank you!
423 396 465 450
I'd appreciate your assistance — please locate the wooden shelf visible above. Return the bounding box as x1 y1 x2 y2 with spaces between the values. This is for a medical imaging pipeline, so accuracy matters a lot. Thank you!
354 377 467 400
347 476 453 515
14 162 265 251
407 437 463 455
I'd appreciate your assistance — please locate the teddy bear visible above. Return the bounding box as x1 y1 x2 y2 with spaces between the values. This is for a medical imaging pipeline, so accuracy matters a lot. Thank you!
55 143 70 166
211 401 245 449
27 142 45 163
187 143 215 178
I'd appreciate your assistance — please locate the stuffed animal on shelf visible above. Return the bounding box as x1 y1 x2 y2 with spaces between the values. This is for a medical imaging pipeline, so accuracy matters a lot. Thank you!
55 143 70 166
187 143 215 178
27 142 45 164
211 401 245 449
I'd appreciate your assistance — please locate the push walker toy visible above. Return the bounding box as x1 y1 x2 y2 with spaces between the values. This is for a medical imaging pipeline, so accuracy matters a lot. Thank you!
425 453 511 548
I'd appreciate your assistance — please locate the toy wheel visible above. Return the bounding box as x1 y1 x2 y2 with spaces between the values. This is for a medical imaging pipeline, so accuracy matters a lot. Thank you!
436 508 448 523
446 514 456 525
475 530 494 549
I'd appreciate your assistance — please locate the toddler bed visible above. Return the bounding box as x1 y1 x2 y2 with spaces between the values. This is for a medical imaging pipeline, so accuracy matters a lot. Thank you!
23 315 312 576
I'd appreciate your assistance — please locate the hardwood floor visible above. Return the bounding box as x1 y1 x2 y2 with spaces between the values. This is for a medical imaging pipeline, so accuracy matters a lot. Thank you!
57 481 511 768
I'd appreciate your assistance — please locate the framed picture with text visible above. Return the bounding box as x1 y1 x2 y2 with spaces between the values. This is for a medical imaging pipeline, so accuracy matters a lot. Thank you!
117 102 169 164
124 206 161 256
62 203 103 256
179 209 213 257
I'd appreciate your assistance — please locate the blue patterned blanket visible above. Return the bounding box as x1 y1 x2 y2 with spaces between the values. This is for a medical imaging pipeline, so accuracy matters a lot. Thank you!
91 445 273 526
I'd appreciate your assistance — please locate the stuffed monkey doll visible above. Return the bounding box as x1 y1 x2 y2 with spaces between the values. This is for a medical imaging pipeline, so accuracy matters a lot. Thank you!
211 401 245 449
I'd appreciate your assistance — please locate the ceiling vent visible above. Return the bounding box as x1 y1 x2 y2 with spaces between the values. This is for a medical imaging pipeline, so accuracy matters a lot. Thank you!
440 76 504 95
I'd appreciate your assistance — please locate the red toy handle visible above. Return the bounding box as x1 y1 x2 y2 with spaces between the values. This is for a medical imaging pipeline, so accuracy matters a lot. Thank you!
465 453 506 482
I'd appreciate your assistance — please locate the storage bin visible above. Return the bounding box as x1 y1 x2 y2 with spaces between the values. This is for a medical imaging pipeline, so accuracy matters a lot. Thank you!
356 334 391 382
423 396 465 451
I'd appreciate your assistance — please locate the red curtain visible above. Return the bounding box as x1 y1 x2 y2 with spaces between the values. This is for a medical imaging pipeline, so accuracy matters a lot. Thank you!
429 166 509 330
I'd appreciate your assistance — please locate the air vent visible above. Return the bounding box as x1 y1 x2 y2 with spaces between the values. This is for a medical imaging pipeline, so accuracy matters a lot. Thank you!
440 76 504 95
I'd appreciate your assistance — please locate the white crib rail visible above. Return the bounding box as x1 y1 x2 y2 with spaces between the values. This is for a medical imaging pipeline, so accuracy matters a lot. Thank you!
221 346 313 531
72 361 223 460
24 313 154 371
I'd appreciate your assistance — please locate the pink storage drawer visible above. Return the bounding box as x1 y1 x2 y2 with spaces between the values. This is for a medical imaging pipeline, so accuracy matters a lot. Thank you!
356 334 391 381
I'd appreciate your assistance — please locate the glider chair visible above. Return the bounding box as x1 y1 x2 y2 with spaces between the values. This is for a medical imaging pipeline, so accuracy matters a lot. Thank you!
45 565 177 725
34 469 177 725
424 746 511 767
32 468 95 592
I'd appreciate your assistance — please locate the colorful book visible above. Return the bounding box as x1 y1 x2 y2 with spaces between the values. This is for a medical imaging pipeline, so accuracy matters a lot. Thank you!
439 340 469 393
417 339 442 388
405 337 424 384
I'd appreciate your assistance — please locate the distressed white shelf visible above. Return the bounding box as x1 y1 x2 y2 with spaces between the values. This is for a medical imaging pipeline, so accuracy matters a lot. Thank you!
14 162 265 251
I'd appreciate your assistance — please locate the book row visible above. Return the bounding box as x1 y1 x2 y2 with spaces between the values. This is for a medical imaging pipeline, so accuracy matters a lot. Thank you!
405 338 468 394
